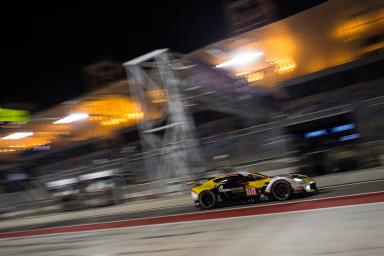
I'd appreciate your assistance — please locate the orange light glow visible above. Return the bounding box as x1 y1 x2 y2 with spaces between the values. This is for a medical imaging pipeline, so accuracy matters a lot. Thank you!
246 71 265 82
273 59 296 74
145 89 167 104
0 95 152 153
334 6 384 42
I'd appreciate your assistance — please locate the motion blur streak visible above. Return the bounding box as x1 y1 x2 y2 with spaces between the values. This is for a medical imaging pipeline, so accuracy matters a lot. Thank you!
1 203 383 256
1 191 383 239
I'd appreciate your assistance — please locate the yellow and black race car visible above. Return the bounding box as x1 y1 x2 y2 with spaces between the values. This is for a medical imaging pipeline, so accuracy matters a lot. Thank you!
191 172 317 209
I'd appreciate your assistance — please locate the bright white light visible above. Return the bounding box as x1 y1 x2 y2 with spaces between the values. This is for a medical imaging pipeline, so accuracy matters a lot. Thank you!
79 169 117 181
293 177 303 182
216 51 263 68
46 178 78 188
54 113 89 124
2 132 34 140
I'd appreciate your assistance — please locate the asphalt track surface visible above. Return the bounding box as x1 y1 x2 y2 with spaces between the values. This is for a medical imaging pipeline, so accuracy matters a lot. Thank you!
0 179 383 235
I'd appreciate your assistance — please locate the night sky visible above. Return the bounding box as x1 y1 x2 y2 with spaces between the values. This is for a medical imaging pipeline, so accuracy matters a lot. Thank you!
0 0 326 112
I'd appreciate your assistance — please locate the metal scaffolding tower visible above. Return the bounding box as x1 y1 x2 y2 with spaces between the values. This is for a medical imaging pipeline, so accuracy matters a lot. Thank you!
124 49 205 181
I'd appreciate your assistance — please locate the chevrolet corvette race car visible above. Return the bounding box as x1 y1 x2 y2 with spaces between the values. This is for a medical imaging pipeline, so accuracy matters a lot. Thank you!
191 172 317 209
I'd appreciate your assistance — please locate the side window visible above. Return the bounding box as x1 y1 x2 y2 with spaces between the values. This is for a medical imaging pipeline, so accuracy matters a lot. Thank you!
228 176 247 184
238 176 248 183
226 176 237 184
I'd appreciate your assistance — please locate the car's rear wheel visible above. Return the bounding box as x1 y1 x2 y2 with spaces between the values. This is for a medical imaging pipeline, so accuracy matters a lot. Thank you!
271 180 292 201
198 191 217 209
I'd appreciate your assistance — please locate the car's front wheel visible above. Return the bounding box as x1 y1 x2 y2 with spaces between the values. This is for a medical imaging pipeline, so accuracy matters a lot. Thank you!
198 190 217 209
271 180 292 201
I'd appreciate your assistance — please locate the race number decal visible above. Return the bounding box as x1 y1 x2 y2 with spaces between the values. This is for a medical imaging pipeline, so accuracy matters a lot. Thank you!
246 188 257 196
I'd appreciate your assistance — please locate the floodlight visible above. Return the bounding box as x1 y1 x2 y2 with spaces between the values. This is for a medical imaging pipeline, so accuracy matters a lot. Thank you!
53 113 89 124
216 51 263 68
2 132 34 140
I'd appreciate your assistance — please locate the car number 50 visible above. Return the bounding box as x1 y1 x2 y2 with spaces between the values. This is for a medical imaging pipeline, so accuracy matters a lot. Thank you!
246 188 257 196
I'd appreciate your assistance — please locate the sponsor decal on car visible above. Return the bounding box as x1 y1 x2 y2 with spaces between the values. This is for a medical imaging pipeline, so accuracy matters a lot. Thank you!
218 186 244 193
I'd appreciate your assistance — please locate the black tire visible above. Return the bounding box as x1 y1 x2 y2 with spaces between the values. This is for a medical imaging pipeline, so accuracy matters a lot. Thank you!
271 180 292 201
198 190 217 209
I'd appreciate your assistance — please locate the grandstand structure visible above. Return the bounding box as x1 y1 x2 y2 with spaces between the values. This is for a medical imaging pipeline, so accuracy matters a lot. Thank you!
0 0 383 188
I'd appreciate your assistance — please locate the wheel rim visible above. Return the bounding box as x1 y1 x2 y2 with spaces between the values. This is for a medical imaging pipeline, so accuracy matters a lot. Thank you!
274 182 290 199
201 193 215 208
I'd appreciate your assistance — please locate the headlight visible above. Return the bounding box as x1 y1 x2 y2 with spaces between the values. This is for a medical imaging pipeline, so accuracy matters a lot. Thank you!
191 191 198 200
293 178 303 182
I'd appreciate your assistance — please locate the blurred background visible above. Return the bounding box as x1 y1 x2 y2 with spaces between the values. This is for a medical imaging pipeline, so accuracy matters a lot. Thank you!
0 0 383 215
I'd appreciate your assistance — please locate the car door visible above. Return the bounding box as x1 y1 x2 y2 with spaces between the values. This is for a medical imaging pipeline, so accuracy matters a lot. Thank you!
217 175 247 201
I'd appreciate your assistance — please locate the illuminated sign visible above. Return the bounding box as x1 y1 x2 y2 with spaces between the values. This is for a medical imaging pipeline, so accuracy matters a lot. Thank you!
339 133 360 142
304 123 356 139
304 130 327 139
331 124 355 133
0 108 29 122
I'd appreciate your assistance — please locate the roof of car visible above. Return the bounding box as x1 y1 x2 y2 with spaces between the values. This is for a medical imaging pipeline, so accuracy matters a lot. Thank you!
212 172 266 181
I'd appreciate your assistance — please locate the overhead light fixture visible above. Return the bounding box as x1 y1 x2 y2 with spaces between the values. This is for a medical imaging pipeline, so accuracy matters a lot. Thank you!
216 51 263 68
2 132 34 140
53 113 89 124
